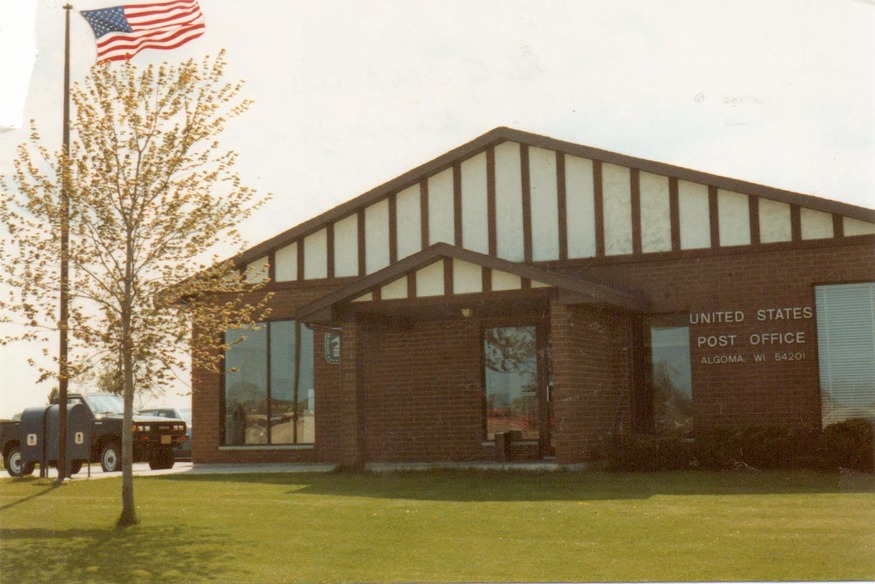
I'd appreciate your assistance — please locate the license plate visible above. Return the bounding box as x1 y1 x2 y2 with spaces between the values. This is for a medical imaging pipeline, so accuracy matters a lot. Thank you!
161 435 171 445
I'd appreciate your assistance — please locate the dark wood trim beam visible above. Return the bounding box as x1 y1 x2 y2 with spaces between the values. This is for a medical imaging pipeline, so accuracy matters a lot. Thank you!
791 204 802 242
443 258 453 296
357 209 366 276
453 163 463 247
593 160 605 257
420 180 430 249
631 168 642 255
709 185 720 249
388 192 398 264
296 238 305 282
520 144 533 263
487 146 498 257
833 213 844 239
556 152 568 262
669 177 681 252
326 223 335 279
749 195 761 246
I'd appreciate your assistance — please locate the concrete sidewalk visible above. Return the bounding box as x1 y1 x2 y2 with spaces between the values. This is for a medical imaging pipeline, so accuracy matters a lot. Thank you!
33 461 338 480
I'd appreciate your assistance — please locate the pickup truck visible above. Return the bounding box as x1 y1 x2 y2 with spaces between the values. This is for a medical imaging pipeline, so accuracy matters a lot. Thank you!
0 393 187 477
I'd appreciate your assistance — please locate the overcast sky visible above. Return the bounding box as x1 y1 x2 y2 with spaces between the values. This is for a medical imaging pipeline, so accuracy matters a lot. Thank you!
1 0 873 417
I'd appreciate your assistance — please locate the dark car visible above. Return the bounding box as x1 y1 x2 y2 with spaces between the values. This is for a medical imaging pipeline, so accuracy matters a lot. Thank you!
138 407 192 460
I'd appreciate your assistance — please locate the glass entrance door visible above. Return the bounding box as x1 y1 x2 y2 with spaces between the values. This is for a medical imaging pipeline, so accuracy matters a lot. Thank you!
483 325 553 458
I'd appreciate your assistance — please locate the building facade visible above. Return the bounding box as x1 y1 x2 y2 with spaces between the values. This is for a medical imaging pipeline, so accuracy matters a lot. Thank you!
191 128 875 467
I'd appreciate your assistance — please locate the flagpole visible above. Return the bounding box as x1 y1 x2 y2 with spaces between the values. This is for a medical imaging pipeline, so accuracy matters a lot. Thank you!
57 3 73 483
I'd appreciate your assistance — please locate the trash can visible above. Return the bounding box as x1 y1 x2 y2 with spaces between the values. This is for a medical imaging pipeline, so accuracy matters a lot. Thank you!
494 432 511 462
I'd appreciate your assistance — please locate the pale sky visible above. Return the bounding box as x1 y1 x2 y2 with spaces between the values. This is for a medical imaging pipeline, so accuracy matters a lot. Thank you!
1 0 873 417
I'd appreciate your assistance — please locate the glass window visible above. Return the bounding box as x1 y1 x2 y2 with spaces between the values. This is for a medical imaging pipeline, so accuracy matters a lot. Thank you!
223 321 315 446
646 318 693 433
483 326 539 440
815 283 875 426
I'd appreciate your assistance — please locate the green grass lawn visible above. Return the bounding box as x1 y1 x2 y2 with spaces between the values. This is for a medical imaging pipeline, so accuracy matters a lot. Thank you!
1 470 873 583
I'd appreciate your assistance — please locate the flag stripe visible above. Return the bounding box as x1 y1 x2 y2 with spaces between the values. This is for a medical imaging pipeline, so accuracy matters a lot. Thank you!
97 24 205 61
81 0 205 62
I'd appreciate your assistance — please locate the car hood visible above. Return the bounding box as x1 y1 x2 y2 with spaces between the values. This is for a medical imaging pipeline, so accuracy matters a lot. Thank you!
94 413 185 424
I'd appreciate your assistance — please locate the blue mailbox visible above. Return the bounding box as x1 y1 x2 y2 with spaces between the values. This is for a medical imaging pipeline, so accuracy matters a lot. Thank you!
45 403 93 475
19 407 49 474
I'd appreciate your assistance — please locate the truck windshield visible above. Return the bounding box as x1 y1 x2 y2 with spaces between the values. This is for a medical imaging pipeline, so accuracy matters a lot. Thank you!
81 394 125 415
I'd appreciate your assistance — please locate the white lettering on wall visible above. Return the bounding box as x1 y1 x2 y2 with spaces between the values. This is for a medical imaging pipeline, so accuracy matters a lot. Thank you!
689 306 813 365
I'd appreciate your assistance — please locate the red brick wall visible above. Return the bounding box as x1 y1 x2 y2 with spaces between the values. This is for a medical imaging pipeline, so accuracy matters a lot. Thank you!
359 318 489 462
567 240 875 431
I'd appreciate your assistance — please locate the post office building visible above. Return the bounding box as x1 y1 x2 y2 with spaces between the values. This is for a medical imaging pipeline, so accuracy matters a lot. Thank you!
191 127 875 468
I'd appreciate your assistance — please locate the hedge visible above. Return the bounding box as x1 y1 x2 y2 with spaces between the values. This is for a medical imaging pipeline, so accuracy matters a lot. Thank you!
608 418 874 472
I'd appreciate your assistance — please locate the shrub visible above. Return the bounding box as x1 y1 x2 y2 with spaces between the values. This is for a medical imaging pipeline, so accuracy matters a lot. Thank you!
609 425 824 472
822 418 874 472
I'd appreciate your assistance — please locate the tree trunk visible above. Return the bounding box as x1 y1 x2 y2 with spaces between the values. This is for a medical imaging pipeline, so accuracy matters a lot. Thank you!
117 234 138 527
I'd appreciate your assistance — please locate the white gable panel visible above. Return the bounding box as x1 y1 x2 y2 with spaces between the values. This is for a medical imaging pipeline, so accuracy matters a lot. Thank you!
603 163 633 256
492 270 522 291
759 198 792 243
382 276 408 300
844 217 875 236
428 168 455 245
565 155 597 259
333 214 358 278
529 146 559 261
416 261 445 297
365 199 390 274
275 242 298 282
304 229 328 279
461 153 489 255
678 180 711 250
801 208 833 240
396 184 422 260
639 171 671 253
352 292 373 303
245 256 269 283
453 259 483 294
718 190 751 247
495 141 525 262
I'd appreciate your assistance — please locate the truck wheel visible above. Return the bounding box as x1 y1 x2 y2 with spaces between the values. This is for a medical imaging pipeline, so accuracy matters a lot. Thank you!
149 446 175 470
5 445 34 478
100 441 121 472
70 460 83 475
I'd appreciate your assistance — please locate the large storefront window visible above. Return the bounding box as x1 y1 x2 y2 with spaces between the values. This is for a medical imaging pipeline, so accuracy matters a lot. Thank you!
645 317 693 433
815 282 875 426
483 326 539 441
224 321 315 445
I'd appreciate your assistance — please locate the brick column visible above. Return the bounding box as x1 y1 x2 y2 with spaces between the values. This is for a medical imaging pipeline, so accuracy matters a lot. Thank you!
550 301 632 465
339 317 364 469
550 301 586 464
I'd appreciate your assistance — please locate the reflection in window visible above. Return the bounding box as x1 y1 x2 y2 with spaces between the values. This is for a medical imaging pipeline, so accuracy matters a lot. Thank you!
647 321 693 433
483 326 538 440
223 321 315 446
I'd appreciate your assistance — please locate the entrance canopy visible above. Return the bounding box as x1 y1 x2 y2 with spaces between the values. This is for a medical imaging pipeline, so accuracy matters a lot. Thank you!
296 243 648 325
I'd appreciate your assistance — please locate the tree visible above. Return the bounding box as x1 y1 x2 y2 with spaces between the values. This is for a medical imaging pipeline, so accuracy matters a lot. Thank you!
0 51 270 526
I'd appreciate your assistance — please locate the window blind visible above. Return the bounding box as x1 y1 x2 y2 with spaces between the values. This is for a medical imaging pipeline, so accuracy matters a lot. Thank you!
815 282 875 426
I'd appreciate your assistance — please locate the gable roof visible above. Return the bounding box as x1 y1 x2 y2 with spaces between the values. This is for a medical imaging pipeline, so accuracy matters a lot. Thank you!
296 243 648 324
235 126 875 268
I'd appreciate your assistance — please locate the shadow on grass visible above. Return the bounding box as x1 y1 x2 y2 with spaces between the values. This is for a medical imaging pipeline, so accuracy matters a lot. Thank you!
162 469 875 502
0 479 62 511
0 523 241 582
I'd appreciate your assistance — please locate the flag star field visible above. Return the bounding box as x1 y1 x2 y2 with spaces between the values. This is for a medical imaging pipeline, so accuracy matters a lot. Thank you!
81 7 132 38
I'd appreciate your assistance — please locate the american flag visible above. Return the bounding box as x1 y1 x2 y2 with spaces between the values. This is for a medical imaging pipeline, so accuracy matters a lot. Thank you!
81 0 205 62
